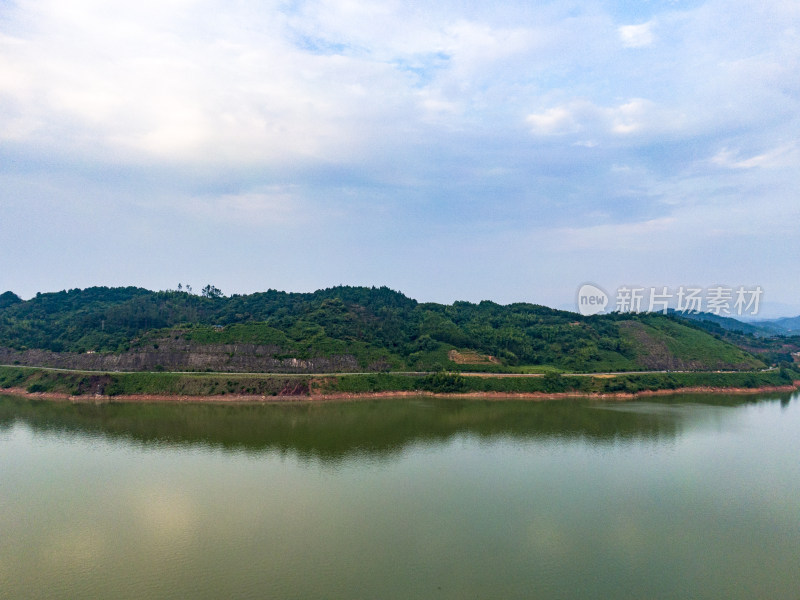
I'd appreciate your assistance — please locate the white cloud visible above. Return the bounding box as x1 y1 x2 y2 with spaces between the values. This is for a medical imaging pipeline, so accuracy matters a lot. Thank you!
618 22 656 48
0 0 423 165
527 98 675 139
609 99 653 134
551 217 678 251
182 187 315 227
2 0 800 307
0 0 555 169
526 106 579 136
439 20 535 70
711 144 798 169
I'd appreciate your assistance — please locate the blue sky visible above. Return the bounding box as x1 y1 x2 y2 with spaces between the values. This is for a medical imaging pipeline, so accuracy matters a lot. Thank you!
1 0 798 316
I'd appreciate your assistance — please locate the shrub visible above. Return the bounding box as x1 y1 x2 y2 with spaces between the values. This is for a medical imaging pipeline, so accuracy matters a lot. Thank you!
420 371 467 393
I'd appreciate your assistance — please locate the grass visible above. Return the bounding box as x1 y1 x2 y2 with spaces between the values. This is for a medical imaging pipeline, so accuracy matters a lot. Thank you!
456 363 566 374
0 366 311 397
317 368 799 395
621 316 765 370
2 365 797 399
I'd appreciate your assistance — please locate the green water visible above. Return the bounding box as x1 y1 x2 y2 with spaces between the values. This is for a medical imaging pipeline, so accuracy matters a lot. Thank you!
1 393 799 599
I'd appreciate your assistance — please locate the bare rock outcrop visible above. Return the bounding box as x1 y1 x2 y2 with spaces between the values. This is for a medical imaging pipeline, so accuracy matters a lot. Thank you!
0 344 360 373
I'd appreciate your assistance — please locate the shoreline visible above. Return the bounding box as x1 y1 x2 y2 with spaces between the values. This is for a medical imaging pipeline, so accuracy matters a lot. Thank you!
3 382 798 404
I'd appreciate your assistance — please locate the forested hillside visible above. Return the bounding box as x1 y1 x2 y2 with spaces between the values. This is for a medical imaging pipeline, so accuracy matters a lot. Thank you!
0 286 773 373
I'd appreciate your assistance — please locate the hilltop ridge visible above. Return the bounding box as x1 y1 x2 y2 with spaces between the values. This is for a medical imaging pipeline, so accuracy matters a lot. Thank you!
1 285 791 375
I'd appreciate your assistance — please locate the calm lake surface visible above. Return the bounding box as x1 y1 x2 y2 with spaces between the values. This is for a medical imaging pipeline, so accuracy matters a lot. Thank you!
1 392 799 599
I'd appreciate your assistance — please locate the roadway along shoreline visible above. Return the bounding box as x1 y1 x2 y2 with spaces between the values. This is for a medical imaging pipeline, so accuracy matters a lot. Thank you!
0 363 780 378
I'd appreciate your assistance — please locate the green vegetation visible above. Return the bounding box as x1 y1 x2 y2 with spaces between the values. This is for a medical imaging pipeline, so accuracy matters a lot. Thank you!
2 363 797 399
669 313 800 369
619 314 763 370
0 366 311 397
420 370 468 393
0 285 786 375
319 368 799 395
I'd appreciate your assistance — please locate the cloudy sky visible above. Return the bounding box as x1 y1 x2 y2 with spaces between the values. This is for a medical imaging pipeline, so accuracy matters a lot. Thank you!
1 0 798 315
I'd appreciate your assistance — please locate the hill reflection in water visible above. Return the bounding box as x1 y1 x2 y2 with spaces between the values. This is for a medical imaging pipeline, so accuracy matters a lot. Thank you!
1 393 794 461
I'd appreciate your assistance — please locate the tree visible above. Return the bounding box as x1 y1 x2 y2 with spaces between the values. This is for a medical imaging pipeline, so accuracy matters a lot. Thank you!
201 284 223 299
0 291 23 309
420 370 467 393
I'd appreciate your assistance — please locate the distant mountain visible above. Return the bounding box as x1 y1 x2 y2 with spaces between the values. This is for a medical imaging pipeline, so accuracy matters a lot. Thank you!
669 310 800 368
759 315 800 335
670 310 780 336
0 286 769 373
671 311 800 337
672 310 800 337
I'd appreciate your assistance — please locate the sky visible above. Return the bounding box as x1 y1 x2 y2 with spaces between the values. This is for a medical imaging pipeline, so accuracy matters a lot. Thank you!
1 0 799 316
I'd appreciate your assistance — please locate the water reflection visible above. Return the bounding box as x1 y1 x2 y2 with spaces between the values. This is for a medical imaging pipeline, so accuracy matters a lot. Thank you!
2 392 799 600
0 392 794 461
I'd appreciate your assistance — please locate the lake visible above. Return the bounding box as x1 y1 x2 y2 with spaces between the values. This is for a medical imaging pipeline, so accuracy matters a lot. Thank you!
1 392 799 599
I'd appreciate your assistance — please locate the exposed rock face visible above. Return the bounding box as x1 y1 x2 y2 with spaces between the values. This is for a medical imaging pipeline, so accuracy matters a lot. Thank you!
0 344 360 373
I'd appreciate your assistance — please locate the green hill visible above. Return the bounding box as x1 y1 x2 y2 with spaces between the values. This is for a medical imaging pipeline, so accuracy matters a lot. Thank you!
0 286 770 373
668 311 800 369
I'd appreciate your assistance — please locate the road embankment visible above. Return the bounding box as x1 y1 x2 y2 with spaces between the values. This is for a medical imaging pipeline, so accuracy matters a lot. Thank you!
2 365 798 403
